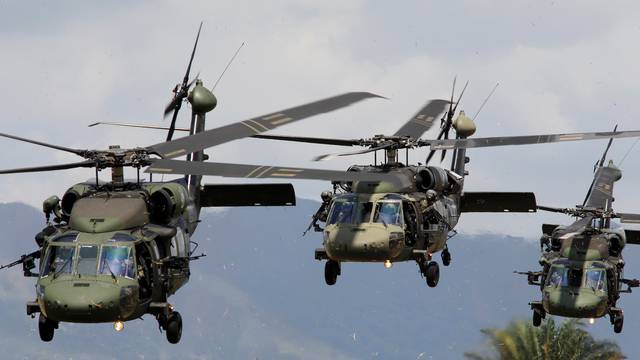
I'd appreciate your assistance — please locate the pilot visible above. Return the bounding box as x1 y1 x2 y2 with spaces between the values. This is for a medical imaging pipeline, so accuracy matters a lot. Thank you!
377 203 399 225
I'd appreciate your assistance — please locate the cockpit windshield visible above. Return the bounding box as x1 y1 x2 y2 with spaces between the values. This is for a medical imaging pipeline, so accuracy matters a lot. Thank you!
546 266 568 287
41 244 135 279
76 245 99 276
42 246 75 277
546 266 607 291
327 198 357 225
584 269 607 291
99 246 135 279
373 201 403 226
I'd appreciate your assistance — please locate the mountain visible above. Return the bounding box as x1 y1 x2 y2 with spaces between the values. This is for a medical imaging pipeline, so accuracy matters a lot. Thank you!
0 200 637 359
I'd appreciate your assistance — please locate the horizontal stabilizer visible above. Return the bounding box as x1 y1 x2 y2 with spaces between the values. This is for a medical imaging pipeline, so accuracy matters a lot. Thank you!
625 229 640 245
542 224 560 236
200 184 295 207
619 213 640 224
460 192 537 213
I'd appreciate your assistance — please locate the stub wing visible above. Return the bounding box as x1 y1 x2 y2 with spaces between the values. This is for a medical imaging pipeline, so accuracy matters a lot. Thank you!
460 192 537 213
199 184 296 207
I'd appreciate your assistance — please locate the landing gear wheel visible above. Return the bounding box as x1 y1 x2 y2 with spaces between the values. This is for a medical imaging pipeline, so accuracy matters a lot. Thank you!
166 311 183 344
324 260 340 286
425 261 440 288
532 310 542 327
441 248 451 267
614 314 624 334
38 313 56 342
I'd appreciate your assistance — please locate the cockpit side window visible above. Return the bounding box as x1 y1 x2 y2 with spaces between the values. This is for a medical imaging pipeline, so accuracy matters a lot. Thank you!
42 246 75 277
99 246 135 279
373 201 403 226
327 199 356 225
584 269 607 291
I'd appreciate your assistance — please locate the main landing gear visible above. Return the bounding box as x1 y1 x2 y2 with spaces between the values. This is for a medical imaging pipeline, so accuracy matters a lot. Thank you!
530 301 546 327
441 247 452 267
418 256 440 288
324 260 341 285
38 313 58 342
158 308 183 344
610 308 624 333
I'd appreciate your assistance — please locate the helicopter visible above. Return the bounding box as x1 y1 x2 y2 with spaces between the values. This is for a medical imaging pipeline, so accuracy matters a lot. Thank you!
517 128 640 333
0 25 401 344
225 82 640 287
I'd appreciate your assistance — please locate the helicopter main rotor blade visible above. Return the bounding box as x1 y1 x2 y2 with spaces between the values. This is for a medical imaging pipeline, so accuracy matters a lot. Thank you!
0 132 88 157
0 160 95 174
313 143 395 162
393 99 449 139
148 92 384 159
145 159 402 184
537 205 572 214
618 213 640 224
427 130 640 150
251 134 360 146
89 122 191 132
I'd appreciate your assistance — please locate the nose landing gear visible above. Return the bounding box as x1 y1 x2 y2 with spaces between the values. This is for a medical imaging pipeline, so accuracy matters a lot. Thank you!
157 306 183 344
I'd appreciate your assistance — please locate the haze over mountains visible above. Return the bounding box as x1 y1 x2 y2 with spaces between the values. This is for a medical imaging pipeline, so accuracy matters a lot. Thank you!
0 199 637 359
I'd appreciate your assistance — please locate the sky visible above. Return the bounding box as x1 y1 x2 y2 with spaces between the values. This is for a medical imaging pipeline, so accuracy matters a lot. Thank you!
1 0 640 238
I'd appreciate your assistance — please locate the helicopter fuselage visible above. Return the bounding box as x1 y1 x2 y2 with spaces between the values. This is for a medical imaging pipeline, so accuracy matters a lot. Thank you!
315 163 463 265
29 180 197 324
523 226 636 331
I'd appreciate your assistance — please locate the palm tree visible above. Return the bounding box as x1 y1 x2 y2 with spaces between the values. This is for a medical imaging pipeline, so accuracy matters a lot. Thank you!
464 318 625 360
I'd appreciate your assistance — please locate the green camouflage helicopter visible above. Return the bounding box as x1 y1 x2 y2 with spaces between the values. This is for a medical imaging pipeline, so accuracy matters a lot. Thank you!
236 82 640 287
0 25 399 343
517 129 640 333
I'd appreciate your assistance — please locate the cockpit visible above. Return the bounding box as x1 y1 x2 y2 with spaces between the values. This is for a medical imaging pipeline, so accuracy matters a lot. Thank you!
41 233 136 279
327 195 404 226
545 265 607 292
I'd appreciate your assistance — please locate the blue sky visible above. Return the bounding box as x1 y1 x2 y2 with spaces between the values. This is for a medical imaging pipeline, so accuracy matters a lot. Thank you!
1 0 639 237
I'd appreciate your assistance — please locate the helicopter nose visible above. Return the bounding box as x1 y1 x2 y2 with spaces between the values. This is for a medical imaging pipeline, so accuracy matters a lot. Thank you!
546 289 608 318
42 280 132 323
325 225 404 261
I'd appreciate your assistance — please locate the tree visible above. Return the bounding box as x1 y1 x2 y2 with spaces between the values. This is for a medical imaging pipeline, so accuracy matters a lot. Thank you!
464 318 625 360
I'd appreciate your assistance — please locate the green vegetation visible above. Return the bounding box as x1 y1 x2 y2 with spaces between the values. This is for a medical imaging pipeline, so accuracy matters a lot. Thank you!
465 318 625 360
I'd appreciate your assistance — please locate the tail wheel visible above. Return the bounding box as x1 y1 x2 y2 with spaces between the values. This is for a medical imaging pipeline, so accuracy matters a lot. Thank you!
425 261 440 288
38 313 56 342
614 314 624 334
166 311 183 344
532 310 542 327
324 260 340 286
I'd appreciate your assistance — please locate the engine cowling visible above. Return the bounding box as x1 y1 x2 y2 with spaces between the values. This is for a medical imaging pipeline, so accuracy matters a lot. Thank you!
415 167 450 192
147 183 188 223
61 184 95 217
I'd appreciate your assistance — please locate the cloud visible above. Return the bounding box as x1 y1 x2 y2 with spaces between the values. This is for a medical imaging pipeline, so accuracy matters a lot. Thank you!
1 1 640 238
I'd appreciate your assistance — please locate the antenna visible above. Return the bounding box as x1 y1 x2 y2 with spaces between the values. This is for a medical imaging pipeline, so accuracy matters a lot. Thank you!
212 42 245 91
472 82 499 121
619 136 639 167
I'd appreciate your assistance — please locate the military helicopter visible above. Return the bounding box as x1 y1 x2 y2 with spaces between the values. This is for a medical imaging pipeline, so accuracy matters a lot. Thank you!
517 128 640 333
233 82 640 287
0 25 400 343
